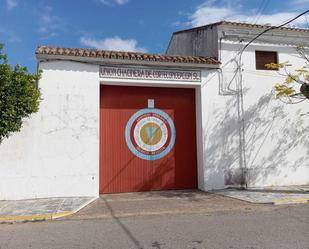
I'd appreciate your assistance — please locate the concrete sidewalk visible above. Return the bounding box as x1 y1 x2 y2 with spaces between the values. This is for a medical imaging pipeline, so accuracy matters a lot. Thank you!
248 185 309 193
1 187 308 223
65 188 309 221
212 185 309 205
0 197 96 223
65 190 278 221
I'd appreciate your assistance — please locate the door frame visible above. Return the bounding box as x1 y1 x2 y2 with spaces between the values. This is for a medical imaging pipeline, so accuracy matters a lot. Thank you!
99 80 204 193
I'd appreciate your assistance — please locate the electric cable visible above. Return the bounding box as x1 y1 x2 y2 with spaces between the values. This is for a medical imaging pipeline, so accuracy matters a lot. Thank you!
253 0 270 24
250 0 266 24
240 9 309 57
232 10 309 187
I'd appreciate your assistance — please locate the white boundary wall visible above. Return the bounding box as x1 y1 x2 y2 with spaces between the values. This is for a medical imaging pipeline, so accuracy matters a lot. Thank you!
0 61 100 200
1 50 308 200
199 41 309 189
0 60 217 200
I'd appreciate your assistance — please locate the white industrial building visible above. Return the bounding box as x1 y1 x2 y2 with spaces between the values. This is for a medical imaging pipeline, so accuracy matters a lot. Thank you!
167 21 309 189
0 21 308 200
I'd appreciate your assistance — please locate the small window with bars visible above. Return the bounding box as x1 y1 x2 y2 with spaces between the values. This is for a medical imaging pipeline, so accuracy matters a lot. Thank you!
255 51 278 70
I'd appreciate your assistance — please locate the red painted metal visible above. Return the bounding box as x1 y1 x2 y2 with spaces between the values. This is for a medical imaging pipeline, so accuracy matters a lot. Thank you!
100 85 197 193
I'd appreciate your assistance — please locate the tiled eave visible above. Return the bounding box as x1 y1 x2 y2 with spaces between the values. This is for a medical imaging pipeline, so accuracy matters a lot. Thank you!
174 21 309 35
36 46 221 68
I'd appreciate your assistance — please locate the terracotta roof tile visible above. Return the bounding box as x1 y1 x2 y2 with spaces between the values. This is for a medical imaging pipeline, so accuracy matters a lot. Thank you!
36 46 220 65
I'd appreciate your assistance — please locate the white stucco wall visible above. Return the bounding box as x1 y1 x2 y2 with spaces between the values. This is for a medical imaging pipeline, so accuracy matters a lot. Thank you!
2 44 306 199
196 70 228 190
0 57 218 200
0 61 100 200
200 41 309 189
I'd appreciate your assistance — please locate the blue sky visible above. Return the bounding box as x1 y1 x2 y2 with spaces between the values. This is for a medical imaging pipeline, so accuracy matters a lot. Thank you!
1 0 309 72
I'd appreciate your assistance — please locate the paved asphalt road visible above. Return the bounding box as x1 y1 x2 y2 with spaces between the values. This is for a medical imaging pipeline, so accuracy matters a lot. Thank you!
0 204 308 249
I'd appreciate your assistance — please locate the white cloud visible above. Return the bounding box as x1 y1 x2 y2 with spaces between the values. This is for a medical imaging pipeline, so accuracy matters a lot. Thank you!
5 0 17 9
98 0 112 6
251 12 307 26
189 4 237 26
80 36 147 52
38 6 64 38
188 1 307 27
99 0 129 6
115 0 129 5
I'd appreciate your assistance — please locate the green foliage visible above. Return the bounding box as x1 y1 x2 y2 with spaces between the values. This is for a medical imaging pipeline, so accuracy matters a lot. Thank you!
0 44 41 143
265 48 309 100
265 62 291 70
274 84 296 97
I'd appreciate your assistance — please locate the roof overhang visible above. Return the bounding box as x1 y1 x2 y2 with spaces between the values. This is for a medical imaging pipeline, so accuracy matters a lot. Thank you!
36 46 221 69
36 53 220 69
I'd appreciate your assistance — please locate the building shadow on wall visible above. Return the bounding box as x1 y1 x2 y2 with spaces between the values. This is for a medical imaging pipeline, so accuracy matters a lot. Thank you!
204 91 309 187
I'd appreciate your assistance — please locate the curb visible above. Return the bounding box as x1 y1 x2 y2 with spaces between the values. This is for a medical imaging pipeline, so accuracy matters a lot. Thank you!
226 187 309 194
71 196 98 214
0 196 98 223
273 198 309 205
212 191 309 205
0 211 73 223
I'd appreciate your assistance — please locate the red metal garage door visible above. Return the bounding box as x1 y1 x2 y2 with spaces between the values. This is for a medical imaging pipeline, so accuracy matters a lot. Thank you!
100 85 197 193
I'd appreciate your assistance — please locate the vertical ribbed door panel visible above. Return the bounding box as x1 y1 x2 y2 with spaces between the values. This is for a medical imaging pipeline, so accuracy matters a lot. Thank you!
100 85 197 193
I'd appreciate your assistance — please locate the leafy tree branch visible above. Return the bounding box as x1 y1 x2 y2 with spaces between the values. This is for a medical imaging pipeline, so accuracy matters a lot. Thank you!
266 46 309 102
0 44 41 143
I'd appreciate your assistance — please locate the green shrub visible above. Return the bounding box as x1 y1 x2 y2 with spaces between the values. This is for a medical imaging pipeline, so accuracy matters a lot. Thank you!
0 44 41 143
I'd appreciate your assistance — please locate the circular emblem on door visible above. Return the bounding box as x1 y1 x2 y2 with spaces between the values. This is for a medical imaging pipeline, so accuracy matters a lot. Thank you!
125 108 176 160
